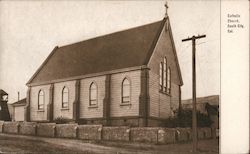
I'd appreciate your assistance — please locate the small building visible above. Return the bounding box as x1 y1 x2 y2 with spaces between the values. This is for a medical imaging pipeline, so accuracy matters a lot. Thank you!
12 98 26 121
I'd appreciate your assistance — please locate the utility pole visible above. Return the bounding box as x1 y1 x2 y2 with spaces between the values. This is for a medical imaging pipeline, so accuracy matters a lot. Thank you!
182 35 206 153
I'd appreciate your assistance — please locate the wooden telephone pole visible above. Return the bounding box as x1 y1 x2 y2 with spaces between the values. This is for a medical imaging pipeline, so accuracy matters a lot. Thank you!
182 35 206 153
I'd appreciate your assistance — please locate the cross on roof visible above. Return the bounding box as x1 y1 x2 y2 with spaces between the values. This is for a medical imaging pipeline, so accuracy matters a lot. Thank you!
165 1 168 17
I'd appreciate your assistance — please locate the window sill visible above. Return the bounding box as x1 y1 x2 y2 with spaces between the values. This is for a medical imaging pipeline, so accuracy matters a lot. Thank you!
159 90 171 96
37 110 45 112
61 108 69 111
88 105 98 109
120 103 131 106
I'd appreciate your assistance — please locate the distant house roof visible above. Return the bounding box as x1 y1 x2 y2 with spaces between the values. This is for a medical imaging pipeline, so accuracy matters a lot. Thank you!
27 17 183 85
181 95 219 115
11 98 26 106
182 95 219 106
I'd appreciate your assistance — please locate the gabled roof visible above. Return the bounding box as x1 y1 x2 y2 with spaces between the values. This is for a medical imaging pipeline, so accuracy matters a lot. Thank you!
27 17 182 85
11 98 26 106
27 19 166 85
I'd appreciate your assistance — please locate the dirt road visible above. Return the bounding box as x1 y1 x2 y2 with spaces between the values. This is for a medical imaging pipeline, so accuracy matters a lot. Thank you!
0 133 218 154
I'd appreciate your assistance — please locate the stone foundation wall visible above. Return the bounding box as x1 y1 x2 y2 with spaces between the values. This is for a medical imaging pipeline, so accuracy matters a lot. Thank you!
3 122 19 134
78 125 102 140
102 126 130 141
158 128 176 144
0 121 212 144
175 128 190 142
56 124 78 138
19 122 36 135
37 123 56 137
130 127 159 143
81 117 167 127
80 117 168 127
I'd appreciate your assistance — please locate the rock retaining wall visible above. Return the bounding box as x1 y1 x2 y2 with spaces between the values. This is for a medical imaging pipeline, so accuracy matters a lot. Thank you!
56 124 78 138
3 122 19 134
78 125 102 140
37 123 56 137
0 121 212 144
102 126 130 141
19 122 36 135
130 127 159 143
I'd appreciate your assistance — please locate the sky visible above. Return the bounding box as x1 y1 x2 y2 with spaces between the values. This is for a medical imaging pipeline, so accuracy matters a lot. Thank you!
0 0 220 103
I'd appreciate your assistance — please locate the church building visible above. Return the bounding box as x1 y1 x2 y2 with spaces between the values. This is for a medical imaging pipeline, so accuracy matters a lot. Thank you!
25 5 183 127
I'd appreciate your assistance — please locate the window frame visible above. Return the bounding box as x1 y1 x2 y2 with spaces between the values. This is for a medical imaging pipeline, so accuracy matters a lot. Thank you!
121 78 131 104
89 82 98 107
167 67 171 94
159 62 163 91
62 86 69 109
38 90 45 110
163 57 167 92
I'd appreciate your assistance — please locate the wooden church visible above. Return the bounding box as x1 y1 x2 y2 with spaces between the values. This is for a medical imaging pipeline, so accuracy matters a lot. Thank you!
25 3 183 127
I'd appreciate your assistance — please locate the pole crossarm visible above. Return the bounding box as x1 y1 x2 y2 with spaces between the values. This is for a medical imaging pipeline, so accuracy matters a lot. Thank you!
182 35 206 42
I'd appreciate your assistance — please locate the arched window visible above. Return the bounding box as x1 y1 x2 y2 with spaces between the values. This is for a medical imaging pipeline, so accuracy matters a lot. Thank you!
159 62 163 90
167 67 171 94
122 78 130 103
163 57 167 92
89 82 97 106
62 87 69 108
38 90 44 110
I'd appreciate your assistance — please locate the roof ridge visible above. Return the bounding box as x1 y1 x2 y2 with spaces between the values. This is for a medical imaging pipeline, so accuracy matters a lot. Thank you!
59 19 165 49
11 98 26 105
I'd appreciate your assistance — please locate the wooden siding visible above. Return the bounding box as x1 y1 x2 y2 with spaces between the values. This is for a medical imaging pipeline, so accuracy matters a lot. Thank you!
30 85 50 121
53 80 76 120
14 106 25 121
148 23 181 118
171 83 180 111
110 70 141 117
79 76 106 118
149 72 172 118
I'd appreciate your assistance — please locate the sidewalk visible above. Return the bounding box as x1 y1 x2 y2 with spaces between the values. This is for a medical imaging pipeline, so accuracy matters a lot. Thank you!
0 133 219 154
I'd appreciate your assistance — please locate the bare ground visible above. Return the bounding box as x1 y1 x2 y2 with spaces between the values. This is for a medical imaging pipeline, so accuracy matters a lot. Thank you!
0 133 218 154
